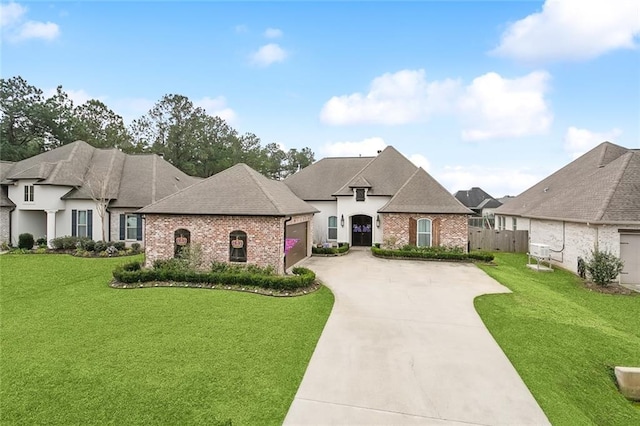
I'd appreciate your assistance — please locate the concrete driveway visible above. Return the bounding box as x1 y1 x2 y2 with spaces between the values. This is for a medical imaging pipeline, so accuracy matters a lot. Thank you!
284 249 549 425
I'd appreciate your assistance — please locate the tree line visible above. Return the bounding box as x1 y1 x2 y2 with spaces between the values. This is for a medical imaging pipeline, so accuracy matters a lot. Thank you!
0 76 314 179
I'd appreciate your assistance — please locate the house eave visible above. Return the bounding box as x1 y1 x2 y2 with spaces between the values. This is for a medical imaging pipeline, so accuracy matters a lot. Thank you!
506 213 640 226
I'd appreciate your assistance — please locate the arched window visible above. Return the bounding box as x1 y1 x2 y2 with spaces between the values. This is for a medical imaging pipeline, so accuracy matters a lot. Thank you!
229 230 247 262
417 219 432 247
328 216 338 240
174 229 191 257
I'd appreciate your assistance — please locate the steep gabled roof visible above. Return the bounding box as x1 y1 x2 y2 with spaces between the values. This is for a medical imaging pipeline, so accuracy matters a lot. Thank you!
379 168 472 214
2 140 200 209
138 163 318 216
283 156 373 200
496 142 640 223
0 162 15 208
333 146 418 196
454 187 501 209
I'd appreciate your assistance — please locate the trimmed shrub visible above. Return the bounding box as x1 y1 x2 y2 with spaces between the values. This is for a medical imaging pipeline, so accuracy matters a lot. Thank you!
18 233 34 250
94 240 108 253
113 264 316 291
36 237 47 247
82 239 96 252
585 248 624 286
312 243 350 255
131 243 141 253
371 246 494 262
113 242 126 251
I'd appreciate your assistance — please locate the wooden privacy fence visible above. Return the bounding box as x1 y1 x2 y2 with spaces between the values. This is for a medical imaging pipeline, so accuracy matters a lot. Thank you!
468 227 529 253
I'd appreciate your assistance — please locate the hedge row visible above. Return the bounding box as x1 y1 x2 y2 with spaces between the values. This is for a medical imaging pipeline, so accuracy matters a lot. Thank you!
113 262 316 291
312 243 350 255
371 247 494 262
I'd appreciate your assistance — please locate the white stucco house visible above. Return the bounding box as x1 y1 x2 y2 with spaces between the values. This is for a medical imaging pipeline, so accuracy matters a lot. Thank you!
283 146 472 250
495 142 640 285
0 141 199 247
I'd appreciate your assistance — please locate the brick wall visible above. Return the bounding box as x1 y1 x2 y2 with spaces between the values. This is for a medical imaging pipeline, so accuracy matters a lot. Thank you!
381 213 468 251
144 214 312 274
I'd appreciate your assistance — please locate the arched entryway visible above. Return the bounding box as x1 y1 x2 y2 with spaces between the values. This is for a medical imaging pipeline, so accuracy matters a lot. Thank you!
351 215 373 246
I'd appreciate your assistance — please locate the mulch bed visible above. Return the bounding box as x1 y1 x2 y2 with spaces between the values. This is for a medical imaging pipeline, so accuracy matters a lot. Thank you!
582 281 637 295
110 279 323 297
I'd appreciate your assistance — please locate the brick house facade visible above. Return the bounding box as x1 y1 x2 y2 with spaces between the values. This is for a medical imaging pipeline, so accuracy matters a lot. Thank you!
144 213 313 274
382 213 468 250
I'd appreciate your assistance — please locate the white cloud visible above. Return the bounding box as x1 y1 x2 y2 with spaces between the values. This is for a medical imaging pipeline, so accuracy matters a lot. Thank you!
320 69 460 125
458 71 552 141
409 154 431 171
250 43 288 67
194 96 237 123
564 126 622 159
264 27 283 39
0 2 26 27
320 69 552 141
492 0 640 62
1 2 60 42
320 137 387 157
437 165 543 197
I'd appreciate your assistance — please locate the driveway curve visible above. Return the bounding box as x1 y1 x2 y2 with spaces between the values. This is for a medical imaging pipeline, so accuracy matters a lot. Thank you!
284 249 549 425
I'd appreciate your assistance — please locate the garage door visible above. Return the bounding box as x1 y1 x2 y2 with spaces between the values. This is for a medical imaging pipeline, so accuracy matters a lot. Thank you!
620 234 640 284
285 222 308 270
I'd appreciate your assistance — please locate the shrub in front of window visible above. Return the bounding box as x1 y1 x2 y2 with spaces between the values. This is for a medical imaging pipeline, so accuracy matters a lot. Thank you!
18 233 34 250
131 243 141 253
94 240 108 253
113 242 126 251
585 248 624 287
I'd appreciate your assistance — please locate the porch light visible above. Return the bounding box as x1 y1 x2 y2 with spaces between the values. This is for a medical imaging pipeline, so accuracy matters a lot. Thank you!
376 215 380 228
340 214 344 227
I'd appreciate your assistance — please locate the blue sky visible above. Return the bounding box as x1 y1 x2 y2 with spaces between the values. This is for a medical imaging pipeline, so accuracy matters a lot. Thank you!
2 0 639 197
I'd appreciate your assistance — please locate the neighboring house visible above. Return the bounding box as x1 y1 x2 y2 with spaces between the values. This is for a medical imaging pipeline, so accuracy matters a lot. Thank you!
284 146 472 250
454 187 502 229
138 163 317 274
495 142 640 284
0 140 198 247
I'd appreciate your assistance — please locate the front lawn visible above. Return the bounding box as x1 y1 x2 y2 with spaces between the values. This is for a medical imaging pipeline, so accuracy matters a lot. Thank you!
0 254 334 425
475 253 640 425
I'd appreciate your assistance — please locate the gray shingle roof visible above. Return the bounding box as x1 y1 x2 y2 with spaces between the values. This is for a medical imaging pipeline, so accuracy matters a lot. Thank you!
0 162 15 208
379 168 472 214
454 187 501 209
496 142 640 223
138 163 318 216
3 141 199 209
283 156 373 200
333 146 417 196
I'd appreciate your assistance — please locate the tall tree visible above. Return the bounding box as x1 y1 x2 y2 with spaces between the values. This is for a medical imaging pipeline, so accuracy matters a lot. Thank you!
73 100 134 151
39 86 79 151
0 76 46 161
284 147 315 178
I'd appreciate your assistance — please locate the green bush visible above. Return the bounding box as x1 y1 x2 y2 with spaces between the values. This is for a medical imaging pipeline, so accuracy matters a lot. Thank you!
113 242 126 251
94 240 108 253
131 243 141 253
371 246 493 262
18 233 34 250
113 263 315 291
36 237 47 247
585 248 624 286
312 243 350 255
82 239 96 252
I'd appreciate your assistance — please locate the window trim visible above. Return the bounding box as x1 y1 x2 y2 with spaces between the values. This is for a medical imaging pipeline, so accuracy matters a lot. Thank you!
77 210 88 238
327 216 338 240
24 185 34 202
125 214 138 241
417 218 432 247
229 230 248 263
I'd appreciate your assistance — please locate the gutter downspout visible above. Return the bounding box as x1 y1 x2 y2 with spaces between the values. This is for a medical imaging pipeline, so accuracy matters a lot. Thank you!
283 216 292 274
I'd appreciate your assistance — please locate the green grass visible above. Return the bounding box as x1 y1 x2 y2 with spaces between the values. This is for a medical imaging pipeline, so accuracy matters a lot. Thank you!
475 253 640 425
0 254 334 425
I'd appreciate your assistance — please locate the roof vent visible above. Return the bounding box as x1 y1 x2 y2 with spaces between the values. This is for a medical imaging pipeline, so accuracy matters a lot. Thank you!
543 187 549 193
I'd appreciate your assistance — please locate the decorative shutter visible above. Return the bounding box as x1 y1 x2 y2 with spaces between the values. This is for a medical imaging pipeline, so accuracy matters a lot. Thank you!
87 210 93 239
136 214 143 241
409 217 417 246
432 218 440 247
71 210 77 237
119 214 125 240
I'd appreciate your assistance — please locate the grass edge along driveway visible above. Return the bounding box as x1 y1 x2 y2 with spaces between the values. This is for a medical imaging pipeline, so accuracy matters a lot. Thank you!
0 254 334 425
475 253 640 425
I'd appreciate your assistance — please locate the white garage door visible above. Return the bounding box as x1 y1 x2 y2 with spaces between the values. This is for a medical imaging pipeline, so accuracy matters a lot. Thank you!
620 234 640 284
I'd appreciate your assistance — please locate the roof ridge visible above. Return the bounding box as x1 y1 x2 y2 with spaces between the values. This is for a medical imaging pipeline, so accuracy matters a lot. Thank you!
47 141 85 183
151 154 158 203
245 164 283 214
139 165 212 210
333 156 377 194
595 151 633 221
